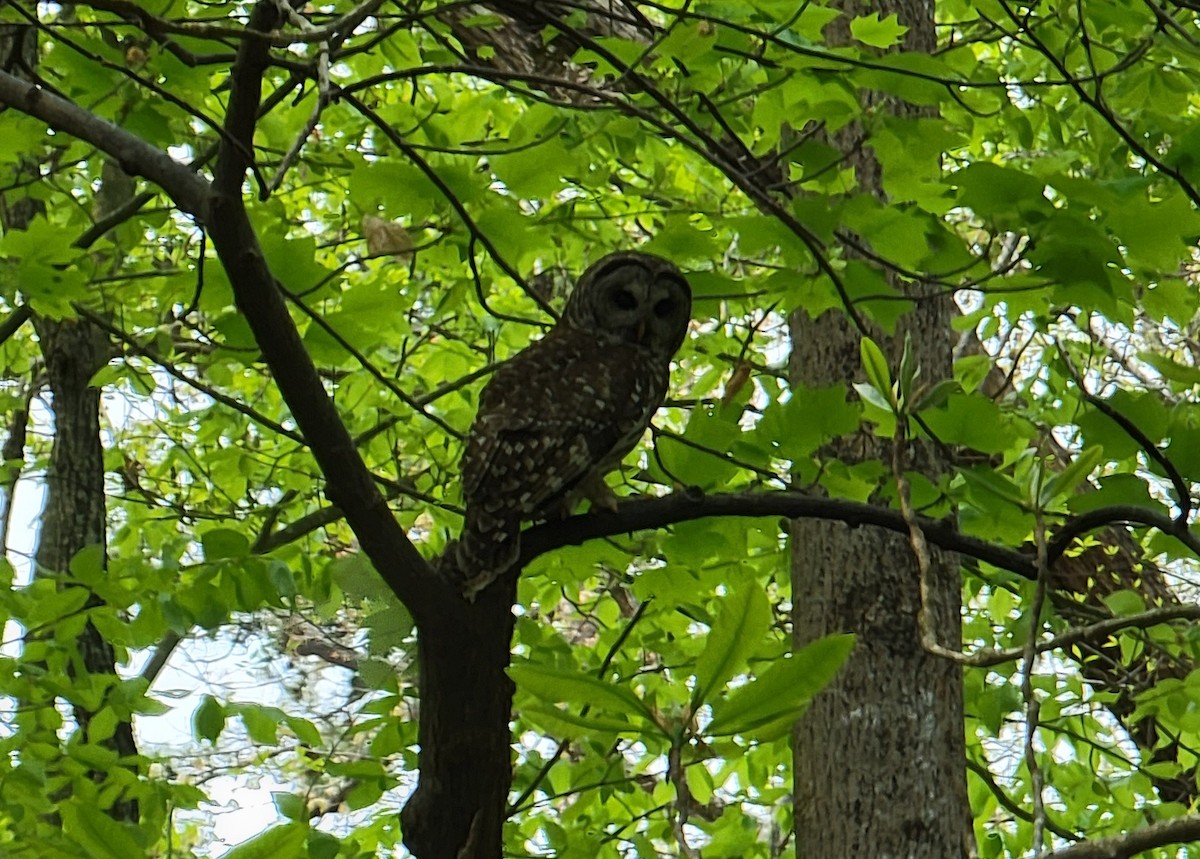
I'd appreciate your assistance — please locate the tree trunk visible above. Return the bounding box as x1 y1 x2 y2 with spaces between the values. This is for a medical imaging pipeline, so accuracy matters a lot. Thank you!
400 578 518 858
789 2 970 856
1 22 139 823
32 315 139 822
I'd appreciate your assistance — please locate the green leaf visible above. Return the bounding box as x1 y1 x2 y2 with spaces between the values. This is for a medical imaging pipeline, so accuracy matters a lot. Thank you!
1074 390 1169 461
267 560 297 600
1040 446 1104 506
792 4 842 39
853 381 895 414
27 585 91 626
61 801 144 859
655 406 743 488
330 554 393 602
87 706 118 744
223 822 309 859
1106 190 1200 271
707 634 855 737
973 682 1023 736
1066 473 1158 514
508 663 666 736
201 528 250 561
193 695 226 743
285 716 324 747
911 379 961 413
952 162 1052 225
755 385 860 460
849 12 909 48
958 466 1029 510
1103 590 1146 617
897 331 917 404
238 705 285 745
521 703 648 737
691 583 771 710
68 545 106 584
921 393 1020 455
859 337 893 407
306 831 342 859
273 792 307 821
1139 351 1200 385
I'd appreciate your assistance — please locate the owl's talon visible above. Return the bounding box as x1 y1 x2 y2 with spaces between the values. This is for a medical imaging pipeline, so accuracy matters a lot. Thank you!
576 470 621 514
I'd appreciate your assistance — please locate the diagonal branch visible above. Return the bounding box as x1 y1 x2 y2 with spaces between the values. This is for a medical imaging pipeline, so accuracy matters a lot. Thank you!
0 304 31 346
205 0 443 620
0 70 211 217
1057 343 1192 523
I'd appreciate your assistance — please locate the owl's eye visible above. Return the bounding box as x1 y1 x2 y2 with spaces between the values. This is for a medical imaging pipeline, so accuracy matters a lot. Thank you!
653 298 676 318
612 288 639 310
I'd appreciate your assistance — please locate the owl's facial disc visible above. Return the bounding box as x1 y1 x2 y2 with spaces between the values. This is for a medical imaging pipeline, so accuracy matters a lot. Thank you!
596 268 653 336
611 285 640 311
563 252 691 351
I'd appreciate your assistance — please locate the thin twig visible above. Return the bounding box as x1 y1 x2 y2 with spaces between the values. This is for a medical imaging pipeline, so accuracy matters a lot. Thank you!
1056 342 1192 524
964 758 1078 841
892 408 964 661
1023 509 1051 852
508 598 652 814
668 740 702 859
277 284 465 439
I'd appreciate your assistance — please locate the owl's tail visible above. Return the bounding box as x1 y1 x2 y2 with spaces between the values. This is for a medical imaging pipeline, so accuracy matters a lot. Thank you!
452 507 521 599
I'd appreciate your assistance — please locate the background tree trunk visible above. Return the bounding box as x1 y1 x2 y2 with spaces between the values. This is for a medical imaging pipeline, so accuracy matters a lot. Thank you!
31 278 139 823
1 22 139 823
789 1 971 855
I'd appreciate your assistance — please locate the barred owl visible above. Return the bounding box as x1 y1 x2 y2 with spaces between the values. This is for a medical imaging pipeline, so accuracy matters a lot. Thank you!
454 251 691 598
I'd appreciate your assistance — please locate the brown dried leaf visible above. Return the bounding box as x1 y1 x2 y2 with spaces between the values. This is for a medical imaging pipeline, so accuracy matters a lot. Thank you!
362 215 414 260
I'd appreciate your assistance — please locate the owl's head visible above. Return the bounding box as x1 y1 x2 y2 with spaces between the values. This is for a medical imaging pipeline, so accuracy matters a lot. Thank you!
562 252 692 357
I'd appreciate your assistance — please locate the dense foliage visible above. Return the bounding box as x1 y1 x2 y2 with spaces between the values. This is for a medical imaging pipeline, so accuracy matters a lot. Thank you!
1 1 1200 857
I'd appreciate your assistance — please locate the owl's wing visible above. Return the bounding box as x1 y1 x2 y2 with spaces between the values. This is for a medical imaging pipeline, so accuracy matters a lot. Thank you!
460 333 661 514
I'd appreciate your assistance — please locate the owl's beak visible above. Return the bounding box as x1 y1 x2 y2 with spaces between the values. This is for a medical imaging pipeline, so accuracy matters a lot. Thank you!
635 320 647 342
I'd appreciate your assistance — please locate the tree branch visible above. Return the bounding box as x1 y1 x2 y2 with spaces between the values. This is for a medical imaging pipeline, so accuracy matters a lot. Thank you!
65 0 388 47
964 758 1078 841
0 304 31 346
1057 343 1192 523
521 491 1200 585
1036 815 1200 859
206 0 444 620
946 604 1200 668
0 70 211 218
1046 504 1200 561
520 490 1038 576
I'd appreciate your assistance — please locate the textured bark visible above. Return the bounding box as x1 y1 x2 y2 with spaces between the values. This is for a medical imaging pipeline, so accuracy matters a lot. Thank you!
441 0 652 102
2 21 139 822
29 319 109 569
33 315 140 821
0 26 44 231
400 579 518 858
789 2 970 856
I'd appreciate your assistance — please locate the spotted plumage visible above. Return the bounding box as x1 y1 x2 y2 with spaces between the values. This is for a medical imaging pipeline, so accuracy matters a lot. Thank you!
454 251 691 598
